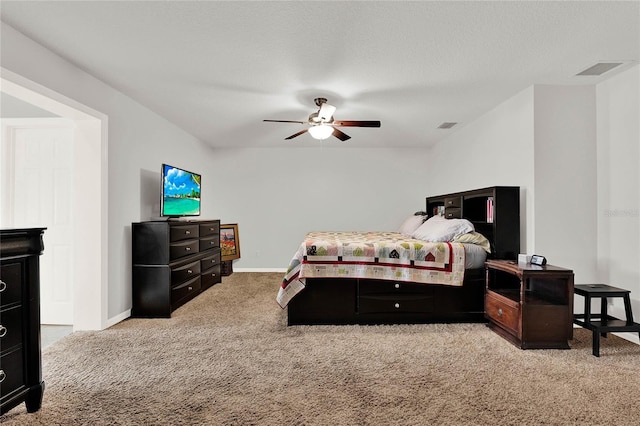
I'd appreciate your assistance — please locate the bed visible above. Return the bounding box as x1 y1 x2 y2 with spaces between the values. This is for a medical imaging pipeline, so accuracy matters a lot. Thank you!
278 186 520 325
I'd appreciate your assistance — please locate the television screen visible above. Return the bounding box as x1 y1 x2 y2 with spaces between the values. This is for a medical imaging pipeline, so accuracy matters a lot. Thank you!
161 164 201 217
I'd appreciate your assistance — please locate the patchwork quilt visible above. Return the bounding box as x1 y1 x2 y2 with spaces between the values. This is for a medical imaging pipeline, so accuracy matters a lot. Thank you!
277 231 466 308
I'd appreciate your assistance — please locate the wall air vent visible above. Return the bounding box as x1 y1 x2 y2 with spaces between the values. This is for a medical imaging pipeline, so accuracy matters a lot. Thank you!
576 62 623 76
437 122 457 129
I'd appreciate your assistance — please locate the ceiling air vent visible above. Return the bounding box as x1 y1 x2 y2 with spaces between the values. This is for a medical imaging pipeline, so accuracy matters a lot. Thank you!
576 62 623 76
438 122 457 129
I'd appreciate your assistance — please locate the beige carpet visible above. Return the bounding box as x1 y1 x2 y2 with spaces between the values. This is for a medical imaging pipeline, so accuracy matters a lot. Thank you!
3 272 640 425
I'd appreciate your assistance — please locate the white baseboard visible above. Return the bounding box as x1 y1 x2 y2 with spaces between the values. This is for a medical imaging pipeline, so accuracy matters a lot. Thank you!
105 310 131 329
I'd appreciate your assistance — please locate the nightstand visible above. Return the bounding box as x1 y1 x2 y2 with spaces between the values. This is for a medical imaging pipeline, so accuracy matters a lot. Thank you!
485 260 574 349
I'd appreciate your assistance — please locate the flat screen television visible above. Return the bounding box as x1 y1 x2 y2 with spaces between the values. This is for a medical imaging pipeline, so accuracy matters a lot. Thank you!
161 164 201 217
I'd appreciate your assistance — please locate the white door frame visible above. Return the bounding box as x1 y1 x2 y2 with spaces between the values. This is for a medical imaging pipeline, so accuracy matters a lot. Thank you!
1 67 109 331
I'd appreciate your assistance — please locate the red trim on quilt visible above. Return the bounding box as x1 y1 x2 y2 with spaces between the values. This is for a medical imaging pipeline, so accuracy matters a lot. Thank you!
299 242 457 273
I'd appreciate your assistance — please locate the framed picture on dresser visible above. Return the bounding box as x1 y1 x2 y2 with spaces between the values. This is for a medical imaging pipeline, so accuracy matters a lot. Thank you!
221 223 241 261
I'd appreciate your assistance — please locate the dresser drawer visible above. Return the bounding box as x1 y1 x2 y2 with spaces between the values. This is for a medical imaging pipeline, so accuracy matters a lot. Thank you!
0 347 25 400
358 294 433 314
199 236 219 252
444 196 461 208
486 292 520 334
0 263 22 307
444 208 462 219
201 252 221 271
171 260 200 285
171 276 201 305
0 306 22 352
170 224 199 242
200 266 221 288
199 222 219 237
169 239 200 261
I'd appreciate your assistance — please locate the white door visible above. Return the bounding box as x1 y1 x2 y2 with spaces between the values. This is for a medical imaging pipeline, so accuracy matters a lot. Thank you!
11 124 74 324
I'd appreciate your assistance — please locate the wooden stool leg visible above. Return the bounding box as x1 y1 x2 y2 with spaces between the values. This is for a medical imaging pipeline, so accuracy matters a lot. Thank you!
592 329 600 357
622 294 640 342
623 294 634 322
600 297 608 338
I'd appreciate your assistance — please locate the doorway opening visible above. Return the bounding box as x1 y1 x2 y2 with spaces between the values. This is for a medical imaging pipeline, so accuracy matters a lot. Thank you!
1 68 108 331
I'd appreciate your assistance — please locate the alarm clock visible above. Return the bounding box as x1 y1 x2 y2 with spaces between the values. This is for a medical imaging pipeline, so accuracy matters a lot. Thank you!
530 255 547 266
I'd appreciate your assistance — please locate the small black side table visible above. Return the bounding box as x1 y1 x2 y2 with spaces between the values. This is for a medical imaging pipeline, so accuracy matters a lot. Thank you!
573 284 640 357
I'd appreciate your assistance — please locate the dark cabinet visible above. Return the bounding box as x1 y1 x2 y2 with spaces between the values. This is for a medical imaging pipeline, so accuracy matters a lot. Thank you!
485 259 574 349
1 228 46 415
132 220 221 318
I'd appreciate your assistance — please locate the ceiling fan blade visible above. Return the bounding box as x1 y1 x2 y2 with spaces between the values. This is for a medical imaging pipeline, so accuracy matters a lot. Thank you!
332 128 351 141
318 103 337 121
285 129 309 140
264 119 306 124
333 120 381 128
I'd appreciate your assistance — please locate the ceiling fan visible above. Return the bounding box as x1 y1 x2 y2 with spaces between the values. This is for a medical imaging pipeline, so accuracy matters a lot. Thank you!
263 98 381 141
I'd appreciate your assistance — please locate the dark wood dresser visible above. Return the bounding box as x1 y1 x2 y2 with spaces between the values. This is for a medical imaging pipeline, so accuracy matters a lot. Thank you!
132 219 221 317
1 228 46 415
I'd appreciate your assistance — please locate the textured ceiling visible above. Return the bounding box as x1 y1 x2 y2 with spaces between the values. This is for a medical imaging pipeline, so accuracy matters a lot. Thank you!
1 1 638 148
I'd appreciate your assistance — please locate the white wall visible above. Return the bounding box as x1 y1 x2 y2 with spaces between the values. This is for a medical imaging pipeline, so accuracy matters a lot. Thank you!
426 87 536 253
208 147 431 269
533 85 597 283
596 65 640 340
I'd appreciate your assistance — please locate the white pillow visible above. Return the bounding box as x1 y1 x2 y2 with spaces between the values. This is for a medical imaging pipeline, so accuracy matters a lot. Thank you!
411 216 474 242
398 214 426 236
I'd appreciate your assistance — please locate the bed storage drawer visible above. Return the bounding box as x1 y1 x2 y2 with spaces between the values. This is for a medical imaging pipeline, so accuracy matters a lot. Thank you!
358 280 431 295
485 292 520 335
358 280 434 314
358 294 433 314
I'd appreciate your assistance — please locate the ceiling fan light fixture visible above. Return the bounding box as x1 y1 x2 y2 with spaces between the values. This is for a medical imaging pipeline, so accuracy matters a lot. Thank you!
308 124 334 140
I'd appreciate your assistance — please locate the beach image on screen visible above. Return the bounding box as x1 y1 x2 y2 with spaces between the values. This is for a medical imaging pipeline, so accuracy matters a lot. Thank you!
163 165 201 216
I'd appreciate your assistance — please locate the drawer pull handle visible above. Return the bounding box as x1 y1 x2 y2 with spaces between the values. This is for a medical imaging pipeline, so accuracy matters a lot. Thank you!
498 308 503 317
185 230 191 235
0 325 6 337
211 260 216 264
394 303 400 309
210 227 215 231
210 241 215 245
185 247 191 251
188 286 193 291
187 269 193 274
0 370 5 383
394 283 400 289
0 280 6 292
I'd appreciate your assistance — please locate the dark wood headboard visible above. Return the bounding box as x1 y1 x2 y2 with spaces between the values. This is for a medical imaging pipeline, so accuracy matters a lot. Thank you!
426 186 520 260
